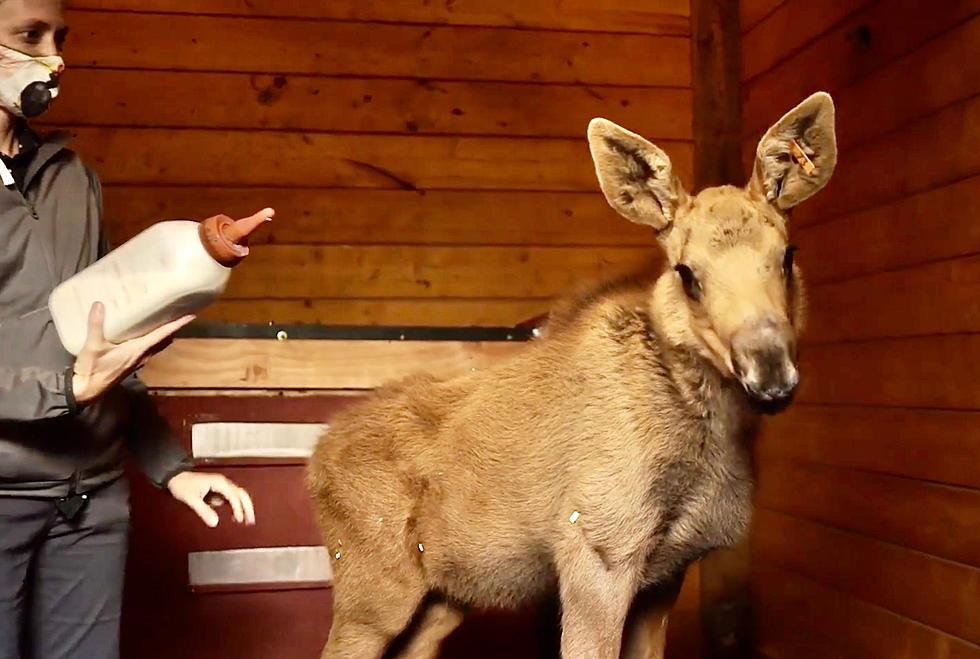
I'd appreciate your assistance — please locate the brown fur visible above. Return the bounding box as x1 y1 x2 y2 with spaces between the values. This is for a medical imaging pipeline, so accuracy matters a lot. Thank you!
307 93 837 659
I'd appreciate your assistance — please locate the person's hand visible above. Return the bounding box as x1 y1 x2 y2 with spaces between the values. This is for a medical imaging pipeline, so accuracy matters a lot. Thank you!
72 302 195 405
167 471 256 528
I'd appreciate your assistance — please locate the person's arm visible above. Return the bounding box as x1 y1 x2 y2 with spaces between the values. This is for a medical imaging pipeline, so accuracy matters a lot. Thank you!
118 370 194 487
120 371 256 527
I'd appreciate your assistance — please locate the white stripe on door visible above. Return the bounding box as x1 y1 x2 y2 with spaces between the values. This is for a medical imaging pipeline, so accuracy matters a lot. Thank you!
188 546 332 586
190 422 328 459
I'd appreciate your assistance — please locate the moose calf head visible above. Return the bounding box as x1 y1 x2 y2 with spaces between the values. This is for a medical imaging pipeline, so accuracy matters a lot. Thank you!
588 92 837 411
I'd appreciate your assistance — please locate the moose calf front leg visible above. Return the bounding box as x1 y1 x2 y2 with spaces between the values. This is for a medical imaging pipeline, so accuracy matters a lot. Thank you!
557 544 639 659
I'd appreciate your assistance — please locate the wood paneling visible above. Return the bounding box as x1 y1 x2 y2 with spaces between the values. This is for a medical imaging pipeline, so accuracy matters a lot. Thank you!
831 14 980 150
48 70 693 140
68 126 693 191
797 334 980 409
757 404 980 489
741 0 870 82
66 11 691 86
794 175 980 284
755 459 980 568
60 3 692 329
804 255 980 343
744 4 980 657
66 1 691 35
739 0 785 33
741 0 980 136
752 510 980 644
100 187 655 247
218 245 658 299
753 567 980 659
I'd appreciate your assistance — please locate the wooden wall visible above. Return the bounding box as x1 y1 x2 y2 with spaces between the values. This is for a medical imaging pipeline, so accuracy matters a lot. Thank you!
740 1 980 657
49 1 694 327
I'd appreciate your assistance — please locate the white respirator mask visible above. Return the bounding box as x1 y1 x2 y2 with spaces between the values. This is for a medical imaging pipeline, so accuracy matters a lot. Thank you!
0 44 63 118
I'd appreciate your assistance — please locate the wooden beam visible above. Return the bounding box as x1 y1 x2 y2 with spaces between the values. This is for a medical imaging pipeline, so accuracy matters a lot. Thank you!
691 2 745 657
692 0 743 191
141 338 527 390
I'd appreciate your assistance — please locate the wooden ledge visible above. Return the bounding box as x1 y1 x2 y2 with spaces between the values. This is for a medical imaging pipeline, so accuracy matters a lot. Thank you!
141 338 528 390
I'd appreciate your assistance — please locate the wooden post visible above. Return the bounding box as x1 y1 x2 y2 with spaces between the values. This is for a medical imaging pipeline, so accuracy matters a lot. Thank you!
693 0 743 190
691 1 752 659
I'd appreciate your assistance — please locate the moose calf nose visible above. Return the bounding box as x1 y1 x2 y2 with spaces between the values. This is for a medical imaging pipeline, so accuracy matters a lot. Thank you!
731 317 799 404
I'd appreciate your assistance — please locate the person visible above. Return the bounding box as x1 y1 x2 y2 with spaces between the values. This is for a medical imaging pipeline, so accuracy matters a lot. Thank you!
0 2 257 658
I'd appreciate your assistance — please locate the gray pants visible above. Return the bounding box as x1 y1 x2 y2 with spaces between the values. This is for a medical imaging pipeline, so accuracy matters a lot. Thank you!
0 478 129 659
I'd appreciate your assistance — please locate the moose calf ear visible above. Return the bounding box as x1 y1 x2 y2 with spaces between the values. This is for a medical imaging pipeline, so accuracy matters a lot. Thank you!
749 91 837 211
587 118 688 232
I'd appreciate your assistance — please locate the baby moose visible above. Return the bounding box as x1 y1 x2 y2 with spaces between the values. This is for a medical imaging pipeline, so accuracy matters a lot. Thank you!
307 92 837 659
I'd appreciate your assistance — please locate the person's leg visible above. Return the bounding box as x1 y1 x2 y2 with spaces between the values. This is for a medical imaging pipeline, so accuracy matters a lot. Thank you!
0 496 51 659
30 478 130 659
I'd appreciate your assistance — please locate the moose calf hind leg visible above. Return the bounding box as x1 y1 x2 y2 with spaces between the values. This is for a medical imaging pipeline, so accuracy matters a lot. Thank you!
392 599 464 659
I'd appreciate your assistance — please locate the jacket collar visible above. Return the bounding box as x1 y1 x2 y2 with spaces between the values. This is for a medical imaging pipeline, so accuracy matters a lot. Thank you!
24 128 71 191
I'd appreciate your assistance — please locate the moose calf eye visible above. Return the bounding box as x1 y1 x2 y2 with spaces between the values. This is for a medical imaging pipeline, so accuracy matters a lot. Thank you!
783 244 799 280
674 264 702 301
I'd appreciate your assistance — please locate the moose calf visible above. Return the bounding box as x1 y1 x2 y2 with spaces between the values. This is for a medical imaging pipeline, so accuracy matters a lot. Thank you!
307 92 837 659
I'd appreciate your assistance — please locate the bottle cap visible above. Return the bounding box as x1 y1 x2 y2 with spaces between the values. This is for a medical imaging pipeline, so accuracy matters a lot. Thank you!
198 208 273 266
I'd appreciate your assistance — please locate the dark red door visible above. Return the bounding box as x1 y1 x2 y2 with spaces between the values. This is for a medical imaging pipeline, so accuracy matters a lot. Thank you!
122 394 556 659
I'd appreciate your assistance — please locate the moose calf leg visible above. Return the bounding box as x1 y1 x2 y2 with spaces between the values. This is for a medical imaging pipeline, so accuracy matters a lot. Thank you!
557 545 639 659
619 577 683 659
395 600 464 659
320 561 426 659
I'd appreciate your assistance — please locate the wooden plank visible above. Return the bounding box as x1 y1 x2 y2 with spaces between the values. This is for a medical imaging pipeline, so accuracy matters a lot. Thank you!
741 0 980 136
197 299 551 328
65 127 694 190
692 0 743 189
755 459 980 567
797 333 980 409
140 338 526 389
739 0 785 33
100 187 656 247
791 93 980 227
752 567 980 659
741 0 871 82
831 14 980 150
64 1 691 35
793 175 980 284
46 70 693 140
755 633 856 659
666 565 702 659
803 254 980 344
752 509 980 644
742 12 980 163
65 11 692 86
217 245 659 299
757 404 980 489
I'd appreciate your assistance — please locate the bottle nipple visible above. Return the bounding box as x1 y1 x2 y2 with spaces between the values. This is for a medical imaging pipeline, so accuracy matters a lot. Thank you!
199 208 274 266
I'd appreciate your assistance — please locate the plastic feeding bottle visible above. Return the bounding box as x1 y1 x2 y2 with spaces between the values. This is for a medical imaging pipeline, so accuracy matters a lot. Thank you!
49 208 274 356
